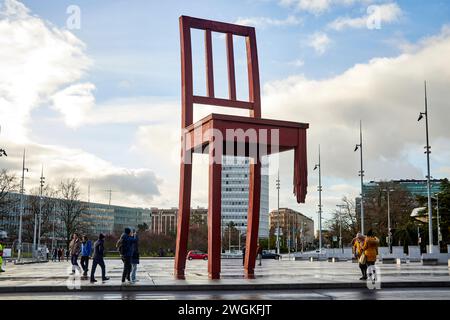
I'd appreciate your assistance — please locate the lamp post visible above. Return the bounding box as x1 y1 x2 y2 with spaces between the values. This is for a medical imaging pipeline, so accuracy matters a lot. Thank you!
276 171 280 255
18 149 29 262
313 145 322 253
382 188 395 254
417 81 434 253
433 193 442 245
354 121 365 235
38 166 45 250
336 205 346 254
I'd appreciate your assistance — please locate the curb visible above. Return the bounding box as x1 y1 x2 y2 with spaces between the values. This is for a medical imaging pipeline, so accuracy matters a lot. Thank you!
1 281 450 294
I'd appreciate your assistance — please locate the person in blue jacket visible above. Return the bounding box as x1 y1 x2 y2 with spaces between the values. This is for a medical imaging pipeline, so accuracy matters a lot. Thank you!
117 227 137 284
80 235 92 278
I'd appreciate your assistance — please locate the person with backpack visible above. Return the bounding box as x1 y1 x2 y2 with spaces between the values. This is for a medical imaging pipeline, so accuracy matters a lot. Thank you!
130 229 140 284
352 232 367 280
80 235 93 278
69 233 82 275
90 233 110 283
117 227 137 284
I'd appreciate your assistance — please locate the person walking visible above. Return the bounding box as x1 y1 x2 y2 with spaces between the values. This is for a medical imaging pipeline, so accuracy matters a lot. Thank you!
57 247 62 262
69 233 82 275
242 246 246 266
362 229 379 282
80 235 93 278
117 228 137 284
52 248 57 262
257 243 263 266
352 232 367 280
65 248 70 262
90 233 110 283
130 230 140 284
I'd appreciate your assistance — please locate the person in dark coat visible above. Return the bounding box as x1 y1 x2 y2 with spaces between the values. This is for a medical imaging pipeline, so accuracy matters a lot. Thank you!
242 246 246 266
130 229 140 284
117 227 137 284
90 233 109 283
57 247 63 262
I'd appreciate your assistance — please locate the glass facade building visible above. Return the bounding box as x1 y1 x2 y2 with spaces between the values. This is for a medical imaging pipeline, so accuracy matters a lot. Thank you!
221 157 269 238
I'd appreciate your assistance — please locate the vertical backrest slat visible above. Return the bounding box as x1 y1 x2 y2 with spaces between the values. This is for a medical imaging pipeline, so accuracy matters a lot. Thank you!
180 17 194 128
205 29 215 98
246 29 261 118
226 33 236 101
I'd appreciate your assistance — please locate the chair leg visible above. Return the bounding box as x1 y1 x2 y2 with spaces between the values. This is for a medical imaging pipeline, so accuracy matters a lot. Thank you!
174 160 192 279
245 160 261 278
208 149 222 280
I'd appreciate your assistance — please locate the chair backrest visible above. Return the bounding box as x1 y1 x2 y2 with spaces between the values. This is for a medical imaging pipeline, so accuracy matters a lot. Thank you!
179 15 261 129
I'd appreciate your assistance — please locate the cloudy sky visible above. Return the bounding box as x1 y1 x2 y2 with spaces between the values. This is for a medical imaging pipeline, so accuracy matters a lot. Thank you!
1 0 449 230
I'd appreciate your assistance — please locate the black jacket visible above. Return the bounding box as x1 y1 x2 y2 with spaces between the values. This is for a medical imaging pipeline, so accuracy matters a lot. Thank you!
93 239 105 259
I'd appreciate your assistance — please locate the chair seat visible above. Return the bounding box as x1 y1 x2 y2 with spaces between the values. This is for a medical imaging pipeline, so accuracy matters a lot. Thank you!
185 113 309 154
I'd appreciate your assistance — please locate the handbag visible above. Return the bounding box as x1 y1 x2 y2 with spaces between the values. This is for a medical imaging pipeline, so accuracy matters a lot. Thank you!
359 252 367 264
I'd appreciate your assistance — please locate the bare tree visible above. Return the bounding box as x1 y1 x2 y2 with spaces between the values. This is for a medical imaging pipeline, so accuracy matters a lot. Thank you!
24 186 58 243
56 179 89 249
0 169 19 221
325 197 359 246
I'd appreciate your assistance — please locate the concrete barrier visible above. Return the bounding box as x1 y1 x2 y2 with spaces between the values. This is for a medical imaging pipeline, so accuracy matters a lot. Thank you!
381 256 397 264
408 246 421 262
426 245 441 254
422 253 450 265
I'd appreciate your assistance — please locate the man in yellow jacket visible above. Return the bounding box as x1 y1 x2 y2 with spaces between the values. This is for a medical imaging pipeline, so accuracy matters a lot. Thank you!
352 233 367 280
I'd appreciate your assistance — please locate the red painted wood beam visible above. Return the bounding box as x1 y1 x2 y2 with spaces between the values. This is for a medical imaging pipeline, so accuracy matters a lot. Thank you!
226 33 237 101
205 29 215 98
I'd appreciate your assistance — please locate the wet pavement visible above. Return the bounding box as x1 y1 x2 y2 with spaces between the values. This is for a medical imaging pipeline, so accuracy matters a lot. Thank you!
1 257 450 293
2 288 450 300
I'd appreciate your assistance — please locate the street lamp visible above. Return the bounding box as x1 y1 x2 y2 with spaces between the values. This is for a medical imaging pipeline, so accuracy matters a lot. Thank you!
276 171 280 255
417 81 434 253
382 188 395 254
38 165 45 251
313 145 322 253
354 121 365 235
433 193 442 245
336 205 346 253
18 149 29 262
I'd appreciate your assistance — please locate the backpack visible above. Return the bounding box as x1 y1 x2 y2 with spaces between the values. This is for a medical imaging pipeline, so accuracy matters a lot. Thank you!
116 237 125 256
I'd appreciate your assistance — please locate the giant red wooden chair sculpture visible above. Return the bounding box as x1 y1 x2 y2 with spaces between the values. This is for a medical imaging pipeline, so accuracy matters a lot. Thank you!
174 16 309 280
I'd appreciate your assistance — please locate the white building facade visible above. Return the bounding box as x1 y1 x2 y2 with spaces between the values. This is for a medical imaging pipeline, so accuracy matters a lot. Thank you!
221 157 269 239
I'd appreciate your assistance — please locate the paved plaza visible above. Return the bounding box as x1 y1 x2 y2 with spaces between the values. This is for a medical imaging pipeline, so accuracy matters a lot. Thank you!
1 257 450 297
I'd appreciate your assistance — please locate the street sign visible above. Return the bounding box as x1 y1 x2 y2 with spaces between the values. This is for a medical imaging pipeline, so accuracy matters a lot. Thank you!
332 236 338 242
274 229 283 236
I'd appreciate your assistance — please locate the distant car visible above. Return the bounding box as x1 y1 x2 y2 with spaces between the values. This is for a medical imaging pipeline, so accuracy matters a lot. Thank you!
187 250 208 260
262 250 281 260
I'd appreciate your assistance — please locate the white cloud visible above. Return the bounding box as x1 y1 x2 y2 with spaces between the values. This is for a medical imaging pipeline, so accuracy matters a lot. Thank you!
308 32 331 54
289 59 305 67
0 0 91 142
263 25 450 188
329 3 403 31
280 0 373 15
235 15 302 28
51 83 96 128
2 142 161 206
0 1 162 208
